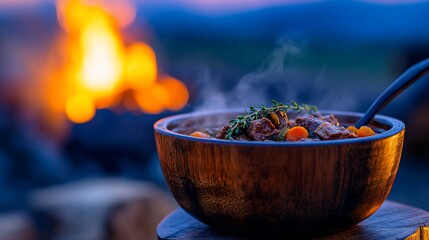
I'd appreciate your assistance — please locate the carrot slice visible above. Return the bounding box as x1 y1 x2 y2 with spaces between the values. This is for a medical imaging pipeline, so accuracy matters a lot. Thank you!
286 126 309 142
346 126 358 134
190 131 211 138
357 126 375 137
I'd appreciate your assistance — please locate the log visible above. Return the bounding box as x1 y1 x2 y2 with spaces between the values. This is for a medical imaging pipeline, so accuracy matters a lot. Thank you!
157 200 429 240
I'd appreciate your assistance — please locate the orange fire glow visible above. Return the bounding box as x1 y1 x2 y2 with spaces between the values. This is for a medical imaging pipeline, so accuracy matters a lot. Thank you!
55 0 189 123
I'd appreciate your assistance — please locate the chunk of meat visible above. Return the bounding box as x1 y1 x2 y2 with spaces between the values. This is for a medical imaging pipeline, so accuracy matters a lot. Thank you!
295 115 324 135
314 122 357 140
247 117 279 141
287 120 296 128
215 124 231 139
318 114 340 126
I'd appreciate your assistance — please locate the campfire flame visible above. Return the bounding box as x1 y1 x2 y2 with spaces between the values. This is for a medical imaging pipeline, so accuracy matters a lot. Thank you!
55 0 189 123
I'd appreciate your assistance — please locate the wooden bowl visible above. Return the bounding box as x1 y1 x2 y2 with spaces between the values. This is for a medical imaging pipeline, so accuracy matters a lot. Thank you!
154 110 405 236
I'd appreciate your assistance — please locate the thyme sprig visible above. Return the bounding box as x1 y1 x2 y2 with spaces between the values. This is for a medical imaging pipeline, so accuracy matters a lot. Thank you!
225 100 317 140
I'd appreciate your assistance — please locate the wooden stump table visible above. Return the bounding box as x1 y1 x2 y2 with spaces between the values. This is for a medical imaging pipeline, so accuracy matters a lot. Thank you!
157 201 429 240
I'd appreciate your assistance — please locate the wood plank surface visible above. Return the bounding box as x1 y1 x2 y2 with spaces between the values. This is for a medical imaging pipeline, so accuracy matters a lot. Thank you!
157 201 429 240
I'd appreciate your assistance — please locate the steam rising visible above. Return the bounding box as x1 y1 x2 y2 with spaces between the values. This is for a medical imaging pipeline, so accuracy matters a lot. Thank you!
195 40 361 112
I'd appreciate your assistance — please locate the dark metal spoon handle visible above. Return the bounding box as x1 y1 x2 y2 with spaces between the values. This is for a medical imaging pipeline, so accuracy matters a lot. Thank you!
356 58 429 128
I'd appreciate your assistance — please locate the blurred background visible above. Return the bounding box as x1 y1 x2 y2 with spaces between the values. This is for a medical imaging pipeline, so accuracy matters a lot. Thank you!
1 0 429 239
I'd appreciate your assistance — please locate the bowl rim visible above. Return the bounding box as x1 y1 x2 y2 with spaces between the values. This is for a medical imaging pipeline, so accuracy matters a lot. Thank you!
154 109 405 146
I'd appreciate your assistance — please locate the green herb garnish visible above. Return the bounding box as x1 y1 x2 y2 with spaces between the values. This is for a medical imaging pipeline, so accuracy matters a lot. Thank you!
225 100 317 140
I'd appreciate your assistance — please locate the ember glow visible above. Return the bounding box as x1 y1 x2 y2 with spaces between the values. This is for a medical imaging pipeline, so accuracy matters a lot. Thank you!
55 0 189 123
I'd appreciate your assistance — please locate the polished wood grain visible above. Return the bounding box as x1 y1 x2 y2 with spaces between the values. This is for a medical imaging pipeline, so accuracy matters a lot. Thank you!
154 111 405 235
157 201 429 240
